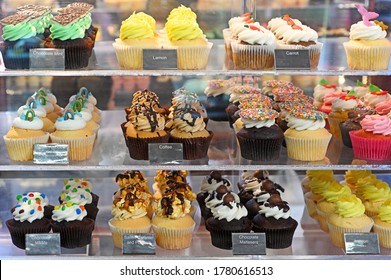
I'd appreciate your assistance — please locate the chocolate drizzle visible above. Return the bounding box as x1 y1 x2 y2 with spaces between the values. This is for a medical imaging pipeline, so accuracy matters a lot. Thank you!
160 191 185 217
115 171 145 183
263 194 290 212
206 171 231 187
174 104 202 127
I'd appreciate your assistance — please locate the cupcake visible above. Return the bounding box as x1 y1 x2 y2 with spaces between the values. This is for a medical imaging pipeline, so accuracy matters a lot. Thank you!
206 192 251 249
51 202 95 248
203 79 233 121
363 84 391 108
327 195 373 248
313 79 340 109
16 191 53 219
50 110 96 161
115 170 149 193
109 184 152 249
343 169 372 193
67 100 100 134
168 104 213 160
235 108 284 161
284 108 331 161
17 98 55 133
4 109 49 161
349 114 391 161
372 199 391 248
252 193 298 249
301 169 334 194
354 81 370 100
343 4 391 70
152 190 195 250
6 193 51 249
113 11 159 70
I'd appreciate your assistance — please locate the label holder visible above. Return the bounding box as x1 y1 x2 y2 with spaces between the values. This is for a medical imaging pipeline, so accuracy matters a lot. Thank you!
142 49 178 70
232 233 266 255
25 233 61 255
148 143 183 164
33 143 69 165
30 48 65 70
122 234 156 255
274 49 311 70
344 232 380 255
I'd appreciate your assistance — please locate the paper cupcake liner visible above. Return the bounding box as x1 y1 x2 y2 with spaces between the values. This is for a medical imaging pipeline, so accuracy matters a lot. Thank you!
343 42 391 70
169 131 213 160
284 133 331 161
373 223 391 248
151 223 195 250
315 208 331 232
6 219 51 250
223 29 234 69
124 133 170 160
168 42 213 70
108 218 151 249
327 219 373 248
349 131 391 161
339 124 356 148
328 116 347 139
0 37 42 69
49 133 96 161
276 41 323 69
236 134 283 161
3 133 50 161
231 41 275 70
252 220 298 249
85 204 99 221
51 218 95 249
113 42 144 70
304 192 318 219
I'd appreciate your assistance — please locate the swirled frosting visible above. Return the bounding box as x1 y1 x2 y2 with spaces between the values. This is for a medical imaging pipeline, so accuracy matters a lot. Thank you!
241 178 263 193
127 104 166 132
375 98 391 115
258 194 291 219
286 116 326 130
334 195 366 218
345 170 372 185
204 80 233 97
55 110 87 131
331 96 358 112
60 187 93 205
120 12 156 40
63 178 93 192
11 199 44 223
364 90 391 107
360 114 391 135
112 185 150 220
1 14 36 41
50 16 86 40
280 25 318 44
320 182 352 202
314 83 339 103
237 24 275 45
170 105 206 133
17 192 49 206
52 203 87 222
211 193 248 222
200 171 231 193
378 199 391 223
12 110 44 130
267 15 302 35
349 21 387 40
154 191 191 219
229 86 261 103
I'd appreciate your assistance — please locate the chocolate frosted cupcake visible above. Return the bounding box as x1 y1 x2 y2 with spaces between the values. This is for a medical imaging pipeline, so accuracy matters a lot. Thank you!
206 192 252 249
252 194 298 249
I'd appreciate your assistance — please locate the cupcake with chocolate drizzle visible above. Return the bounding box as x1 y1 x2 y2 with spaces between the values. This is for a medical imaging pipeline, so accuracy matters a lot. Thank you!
238 170 269 204
152 170 188 200
115 170 149 193
168 104 213 160
122 102 169 160
252 193 298 249
152 190 195 250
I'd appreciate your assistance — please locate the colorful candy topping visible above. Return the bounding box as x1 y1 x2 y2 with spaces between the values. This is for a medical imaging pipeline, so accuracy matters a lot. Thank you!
239 108 278 121
289 108 327 120
22 109 35 121
230 85 262 95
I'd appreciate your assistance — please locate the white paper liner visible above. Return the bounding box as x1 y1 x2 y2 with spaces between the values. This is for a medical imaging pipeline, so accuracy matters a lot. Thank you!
113 42 144 70
304 192 318 219
152 222 195 250
4 133 49 161
231 41 275 70
276 41 323 69
373 223 391 249
49 133 96 161
165 42 213 70
108 218 151 249
327 219 373 248
343 42 391 70
284 133 332 161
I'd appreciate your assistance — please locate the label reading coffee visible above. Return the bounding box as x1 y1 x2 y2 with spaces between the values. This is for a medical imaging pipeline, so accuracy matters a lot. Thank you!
232 233 266 255
344 233 380 255
30 48 65 70
34 143 69 164
275 49 310 70
143 49 177 70
122 234 156 255
148 143 183 164
25 233 60 255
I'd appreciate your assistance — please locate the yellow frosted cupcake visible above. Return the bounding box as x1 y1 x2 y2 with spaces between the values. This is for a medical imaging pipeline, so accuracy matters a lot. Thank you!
304 176 335 219
301 170 334 193
327 195 373 247
373 199 391 248
284 109 331 161
109 184 152 249
343 4 391 70
152 190 195 250
113 11 159 70
4 109 49 161
343 169 372 192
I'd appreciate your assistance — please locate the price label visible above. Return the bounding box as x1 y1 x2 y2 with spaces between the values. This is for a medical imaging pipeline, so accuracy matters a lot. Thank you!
33 143 69 164
344 233 380 255
274 49 311 70
25 233 60 255
122 234 156 255
148 143 183 164
232 233 266 255
143 49 177 70
30 48 65 70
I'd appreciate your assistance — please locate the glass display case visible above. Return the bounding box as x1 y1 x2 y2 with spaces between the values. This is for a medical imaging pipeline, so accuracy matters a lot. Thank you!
0 0 390 260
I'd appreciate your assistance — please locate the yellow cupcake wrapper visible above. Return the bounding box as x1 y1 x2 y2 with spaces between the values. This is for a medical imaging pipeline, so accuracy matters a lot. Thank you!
327 219 373 248
343 42 391 70
152 222 195 250
49 133 96 161
373 223 391 249
4 133 49 161
284 134 332 161
108 218 151 249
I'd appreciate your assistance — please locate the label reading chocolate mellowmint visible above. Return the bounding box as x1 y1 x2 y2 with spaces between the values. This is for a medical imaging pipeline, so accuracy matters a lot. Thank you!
25 233 60 255
122 234 156 255
232 233 266 255
274 49 310 70
344 233 380 255
33 143 69 164
30 48 65 70
143 49 177 70
148 143 183 164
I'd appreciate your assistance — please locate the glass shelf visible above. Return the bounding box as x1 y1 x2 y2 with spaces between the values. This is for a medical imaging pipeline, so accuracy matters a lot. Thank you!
0 38 390 77
2 111 391 172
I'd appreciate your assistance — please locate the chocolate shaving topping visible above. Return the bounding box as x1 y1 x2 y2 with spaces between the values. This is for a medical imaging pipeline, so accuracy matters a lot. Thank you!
67 2 94 12
1 13 30 25
17 4 51 14
51 13 83 26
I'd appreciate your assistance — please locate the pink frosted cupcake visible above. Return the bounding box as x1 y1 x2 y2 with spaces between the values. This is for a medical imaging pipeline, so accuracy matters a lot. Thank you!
375 98 391 115
363 84 391 108
319 91 346 115
350 114 391 161
313 79 341 109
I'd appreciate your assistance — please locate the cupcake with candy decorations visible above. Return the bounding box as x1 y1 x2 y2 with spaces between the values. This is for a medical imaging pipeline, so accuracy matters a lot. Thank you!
235 107 284 161
373 199 391 248
16 192 53 219
313 79 341 109
51 202 95 248
4 109 49 161
203 79 234 121
354 81 370 100
17 97 54 133
6 192 51 249
343 4 391 70
349 114 391 161
32 87 63 122
363 84 391 108
116 171 149 193
284 108 331 161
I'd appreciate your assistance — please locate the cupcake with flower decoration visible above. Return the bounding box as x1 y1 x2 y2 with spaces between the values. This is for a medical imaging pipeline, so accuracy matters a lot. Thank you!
203 79 234 121
319 91 346 115
51 202 95 248
343 4 391 70
349 114 391 161
235 107 284 161
313 79 341 109
354 81 370 100
284 108 331 161
363 84 391 108
376 98 391 115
